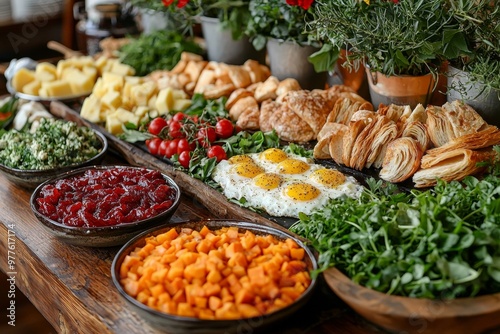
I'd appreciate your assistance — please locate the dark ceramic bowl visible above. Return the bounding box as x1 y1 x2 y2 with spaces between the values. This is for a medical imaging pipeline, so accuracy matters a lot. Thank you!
0 129 107 189
30 165 181 247
111 220 318 334
323 267 500 334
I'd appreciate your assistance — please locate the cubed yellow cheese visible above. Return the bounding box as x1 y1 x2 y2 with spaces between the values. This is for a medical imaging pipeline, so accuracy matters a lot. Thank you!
115 107 140 126
83 66 98 82
134 106 150 118
92 78 107 98
38 87 49 98
56 59 73 78
35 70 56 82
94 56 109 75
155 87 174 115
172 98 192 112
11 68 36 92
105 112 124 135
61 68 94 94
111 61 135 76
101 72 124 91
172 89 189 100
80 95 103 123
149 109 159 118
101 90 122 110
22 79 42 95
148 95 157 110
125 76 143 85
36 62 57 77
41 80 73 97
131 81 157 107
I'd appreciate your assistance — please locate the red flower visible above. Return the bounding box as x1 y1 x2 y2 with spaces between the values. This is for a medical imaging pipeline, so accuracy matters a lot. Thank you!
162 0 174 6
286 0 313 10
177 0 189 8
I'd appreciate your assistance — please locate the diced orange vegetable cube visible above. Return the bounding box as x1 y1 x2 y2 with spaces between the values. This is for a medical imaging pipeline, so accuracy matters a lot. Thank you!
151 268 168 283
198 309 215 320
150 283 165 298
280 287 301 301
226 227 239 240
177 302 196 317
167 266 184 281
203 282 221 297
172 289 186 303
237 304 261 318
160 301 177 315
136 290 150 304
206 269 222 284
184 262 207 281
235 288 255 304
290 247 305 260
232 265 246 278
209 296 222 311
248 266 269 286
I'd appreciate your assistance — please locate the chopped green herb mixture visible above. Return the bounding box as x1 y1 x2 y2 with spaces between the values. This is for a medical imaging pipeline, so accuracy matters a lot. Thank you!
291 171 500 299
0 118 102 170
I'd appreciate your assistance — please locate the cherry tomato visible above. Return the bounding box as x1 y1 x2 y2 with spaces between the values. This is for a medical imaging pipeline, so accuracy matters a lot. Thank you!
146 137 162 155
158 139 170 157
169 120 184 138
207 145 227 162
165 138 180 158
172 112 186 122
177 138 192 154
148 117 168 136
196 127 217 147
178 151 191 169
215 119 234 139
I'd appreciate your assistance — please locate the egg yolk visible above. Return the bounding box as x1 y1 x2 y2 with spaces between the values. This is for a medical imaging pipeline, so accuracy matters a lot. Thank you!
278 159 310 174
310 169 346 188
254 173 282 190
233 163 265 178
228 155 254 165
260 148 288 163
285 183 320 201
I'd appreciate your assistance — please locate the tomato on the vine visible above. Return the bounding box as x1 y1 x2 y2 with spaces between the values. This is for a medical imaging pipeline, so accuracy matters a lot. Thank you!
148 117 168 136
196 127 217 147
168 120 184 138
158 139 170 157
178 151 191 169
207 145 227 162
215 119 234 139
172 112 186 122
146 137 162 155
177 138 192 154
165 138 180 158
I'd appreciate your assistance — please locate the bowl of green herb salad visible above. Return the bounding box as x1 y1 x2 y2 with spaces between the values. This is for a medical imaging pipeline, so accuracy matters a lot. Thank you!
290 172 500 334
0 116 107 189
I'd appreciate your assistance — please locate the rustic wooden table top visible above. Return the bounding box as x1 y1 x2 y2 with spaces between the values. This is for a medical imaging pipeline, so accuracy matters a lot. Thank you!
0 152 385 334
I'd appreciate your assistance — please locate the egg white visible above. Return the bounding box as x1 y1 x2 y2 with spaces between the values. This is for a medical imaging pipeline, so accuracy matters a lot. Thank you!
212 151 363 218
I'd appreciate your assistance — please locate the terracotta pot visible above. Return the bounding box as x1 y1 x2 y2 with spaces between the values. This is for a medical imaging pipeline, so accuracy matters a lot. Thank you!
447 65 500 127
200 16 265 65
266 38 327 90
365 68 435 109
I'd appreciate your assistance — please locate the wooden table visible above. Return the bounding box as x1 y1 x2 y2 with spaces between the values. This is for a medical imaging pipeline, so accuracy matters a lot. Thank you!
0 153 384 334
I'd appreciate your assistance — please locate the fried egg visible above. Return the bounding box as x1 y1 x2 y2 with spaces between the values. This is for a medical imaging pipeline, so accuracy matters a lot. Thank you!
212 148 363 218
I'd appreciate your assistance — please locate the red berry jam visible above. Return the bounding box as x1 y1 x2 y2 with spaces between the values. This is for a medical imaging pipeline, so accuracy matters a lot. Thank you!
36 167 177 228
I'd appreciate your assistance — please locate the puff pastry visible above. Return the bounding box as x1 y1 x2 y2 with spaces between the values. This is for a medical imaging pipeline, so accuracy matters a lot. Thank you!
380 137 423 183
366 120 398 169
402 121 431 151
413 148 495 188
314 122 346 159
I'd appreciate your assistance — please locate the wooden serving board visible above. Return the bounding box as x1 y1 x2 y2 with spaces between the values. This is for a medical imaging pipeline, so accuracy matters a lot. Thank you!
49 101 297 236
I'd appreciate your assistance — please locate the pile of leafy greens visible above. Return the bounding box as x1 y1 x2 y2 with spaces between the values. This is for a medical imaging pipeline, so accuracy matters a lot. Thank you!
291 148 500 299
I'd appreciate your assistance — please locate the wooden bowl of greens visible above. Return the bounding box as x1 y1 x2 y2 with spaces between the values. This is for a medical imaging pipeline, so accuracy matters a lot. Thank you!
291 176 500 334
0 118 107 189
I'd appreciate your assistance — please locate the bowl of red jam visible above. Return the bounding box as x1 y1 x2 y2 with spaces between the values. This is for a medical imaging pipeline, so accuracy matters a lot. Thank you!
30 165 181 247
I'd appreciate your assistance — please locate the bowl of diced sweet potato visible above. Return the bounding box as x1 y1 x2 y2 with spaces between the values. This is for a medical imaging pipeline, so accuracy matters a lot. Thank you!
111 219 318 334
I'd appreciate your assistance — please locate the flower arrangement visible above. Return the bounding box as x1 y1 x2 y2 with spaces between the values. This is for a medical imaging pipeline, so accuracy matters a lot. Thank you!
307 0 467 77
245 0 319 51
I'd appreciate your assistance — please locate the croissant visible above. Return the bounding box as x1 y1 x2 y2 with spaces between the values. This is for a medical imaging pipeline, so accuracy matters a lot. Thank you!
379 137 423 183
413 148 495 188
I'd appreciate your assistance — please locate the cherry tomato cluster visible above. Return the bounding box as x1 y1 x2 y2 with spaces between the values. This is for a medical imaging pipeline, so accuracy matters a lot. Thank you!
145 112 235 169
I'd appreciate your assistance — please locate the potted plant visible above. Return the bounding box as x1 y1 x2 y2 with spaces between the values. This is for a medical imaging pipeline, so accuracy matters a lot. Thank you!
307 0 467 108
446 0 500 126
131 0 265 65
246 0 328 89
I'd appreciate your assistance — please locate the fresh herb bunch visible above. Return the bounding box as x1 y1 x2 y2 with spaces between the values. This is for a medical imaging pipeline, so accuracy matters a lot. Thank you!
448 0 500 94
246 0 318 51
291 160 500 299
307 0 467 76
118 30 203 76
